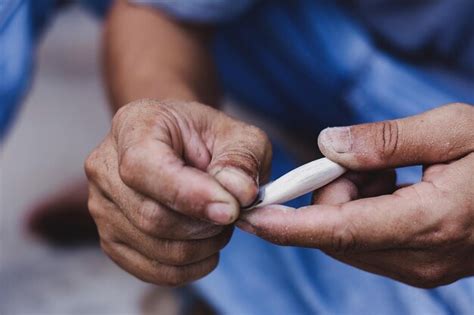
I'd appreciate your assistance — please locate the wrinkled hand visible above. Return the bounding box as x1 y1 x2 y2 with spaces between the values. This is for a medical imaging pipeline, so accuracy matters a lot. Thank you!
239 103 474 288
85 99 271 286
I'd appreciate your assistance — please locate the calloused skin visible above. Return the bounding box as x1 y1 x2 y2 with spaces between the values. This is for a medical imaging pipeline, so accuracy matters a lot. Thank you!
85 1 255 286
89 2 473 288
238 103 474 288
85 99 271 286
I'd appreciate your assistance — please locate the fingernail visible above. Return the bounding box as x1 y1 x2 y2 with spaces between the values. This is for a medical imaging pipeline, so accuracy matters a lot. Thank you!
320 127 352 153
214 168 257 206
206 202 236 225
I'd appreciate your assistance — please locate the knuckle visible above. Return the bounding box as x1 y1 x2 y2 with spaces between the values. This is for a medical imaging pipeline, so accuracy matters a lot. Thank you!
87 196 102 220
215 126 269 178
218 147 261 179
119 139 157 187
85 136 116 184
157 99 179 111
96 224 116 244
112 99 162 131
329 216 358 253
412 184 470 247
135 200 164 235
166 242 195 265
166 183 184 212
429 220 469 247
113 103 130 123
111 102 135 132
118 144 143 186
410 264 449 289
377 120 400 162
111 105 135 140
84 150 100 180
90 202 117 243
249 125 269 143
250 125 272 168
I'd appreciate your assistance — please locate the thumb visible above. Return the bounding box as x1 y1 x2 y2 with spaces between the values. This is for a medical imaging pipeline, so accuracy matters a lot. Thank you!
318 103 474 170
208 123 272 207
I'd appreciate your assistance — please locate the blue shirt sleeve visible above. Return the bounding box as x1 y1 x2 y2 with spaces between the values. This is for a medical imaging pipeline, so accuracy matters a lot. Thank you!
131 0 257 23
79 0 112 17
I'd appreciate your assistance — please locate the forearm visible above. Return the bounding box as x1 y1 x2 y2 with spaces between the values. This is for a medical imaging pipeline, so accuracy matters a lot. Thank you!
103 1 220 112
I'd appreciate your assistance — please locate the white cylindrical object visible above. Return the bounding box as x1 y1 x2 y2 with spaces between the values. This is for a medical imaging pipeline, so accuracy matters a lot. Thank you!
247 158 346 210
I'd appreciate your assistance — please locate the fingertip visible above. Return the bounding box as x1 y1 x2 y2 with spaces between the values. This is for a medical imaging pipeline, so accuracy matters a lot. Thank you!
318 127 372 170
317 128 354 169
206 201 239 225
163 167 240 224
318 127 351 155
317 128 331 156
212 167 259 207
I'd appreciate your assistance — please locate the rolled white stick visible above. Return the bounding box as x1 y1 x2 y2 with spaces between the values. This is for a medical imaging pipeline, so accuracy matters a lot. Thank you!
245 158 346 210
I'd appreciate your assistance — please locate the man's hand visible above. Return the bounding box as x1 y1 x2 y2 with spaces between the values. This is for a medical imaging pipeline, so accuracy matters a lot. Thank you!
238 103 474 288
85 99 271 286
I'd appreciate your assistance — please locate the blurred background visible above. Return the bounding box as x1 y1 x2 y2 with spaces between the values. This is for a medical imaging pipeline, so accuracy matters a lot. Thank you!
2 1 473 314
0 5 181 314
0 4 297 314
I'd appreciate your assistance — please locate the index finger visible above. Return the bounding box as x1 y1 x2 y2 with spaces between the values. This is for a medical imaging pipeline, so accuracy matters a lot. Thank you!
238 181 445 252
118 139 239 225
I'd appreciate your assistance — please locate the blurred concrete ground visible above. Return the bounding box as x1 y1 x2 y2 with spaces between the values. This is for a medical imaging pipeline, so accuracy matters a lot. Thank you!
0 5 178 315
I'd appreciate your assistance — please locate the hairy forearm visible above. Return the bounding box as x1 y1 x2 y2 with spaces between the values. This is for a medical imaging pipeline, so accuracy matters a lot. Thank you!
103 1 220 112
